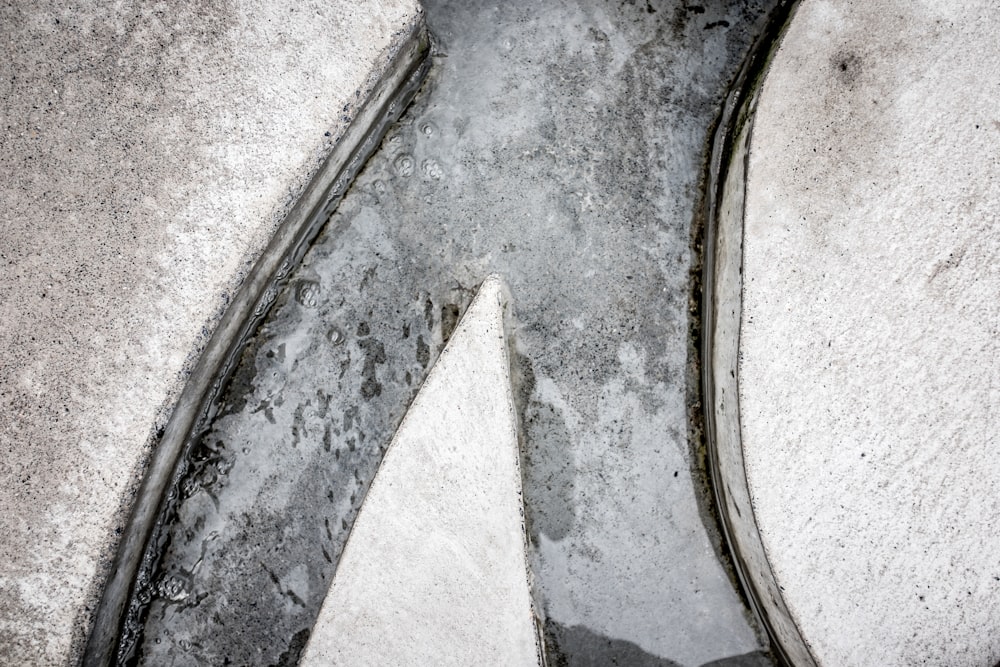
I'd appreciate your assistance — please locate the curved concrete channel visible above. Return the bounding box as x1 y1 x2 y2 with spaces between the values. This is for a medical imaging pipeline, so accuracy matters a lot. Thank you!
87 0 794 665
22 0 986 664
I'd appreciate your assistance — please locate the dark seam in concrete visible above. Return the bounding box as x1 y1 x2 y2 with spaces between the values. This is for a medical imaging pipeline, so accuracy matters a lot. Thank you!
81 17 431 666
698 1 817 665
493 279 550 667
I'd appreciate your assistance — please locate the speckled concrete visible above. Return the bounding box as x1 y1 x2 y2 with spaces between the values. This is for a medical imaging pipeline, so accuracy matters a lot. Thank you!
738 0 1000 664
300 276 541 666
0 1 421 663
125 1 787 665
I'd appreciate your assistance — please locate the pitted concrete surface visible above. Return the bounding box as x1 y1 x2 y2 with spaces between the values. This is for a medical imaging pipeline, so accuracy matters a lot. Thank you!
740 1 1000 664
0 1 420 662
301 276 541 666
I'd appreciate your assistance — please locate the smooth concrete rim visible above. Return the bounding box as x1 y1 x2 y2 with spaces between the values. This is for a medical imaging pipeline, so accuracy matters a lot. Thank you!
699 1 816 664
83 19 430 666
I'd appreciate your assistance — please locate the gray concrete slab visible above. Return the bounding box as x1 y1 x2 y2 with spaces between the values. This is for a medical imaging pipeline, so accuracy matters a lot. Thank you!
733 0 1000 664
0 1 422 663
126 1 788 665
300 276 541 666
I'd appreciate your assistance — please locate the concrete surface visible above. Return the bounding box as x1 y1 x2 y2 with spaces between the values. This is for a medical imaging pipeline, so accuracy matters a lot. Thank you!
701 6 813 659
737 0 1000 664
130 1 788 664
0 1 422 663
300 276 541 666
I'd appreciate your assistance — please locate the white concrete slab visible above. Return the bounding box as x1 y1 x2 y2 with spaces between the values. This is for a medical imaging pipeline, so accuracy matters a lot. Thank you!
300 276 542 666
737 1 1000 664
0 2 422 662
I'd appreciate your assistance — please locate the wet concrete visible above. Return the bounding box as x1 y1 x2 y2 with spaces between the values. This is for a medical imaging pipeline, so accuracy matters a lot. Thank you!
123 0 785 664
545 621 774 667
0 1 421 663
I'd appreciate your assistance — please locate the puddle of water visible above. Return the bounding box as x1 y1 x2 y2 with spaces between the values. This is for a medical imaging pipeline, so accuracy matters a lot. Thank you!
122 1 784 665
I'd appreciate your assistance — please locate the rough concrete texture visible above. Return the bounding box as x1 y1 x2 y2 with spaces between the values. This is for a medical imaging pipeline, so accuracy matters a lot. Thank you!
300 276 541 666
0 1 421 662
740 1 1000 664
130 1 786 665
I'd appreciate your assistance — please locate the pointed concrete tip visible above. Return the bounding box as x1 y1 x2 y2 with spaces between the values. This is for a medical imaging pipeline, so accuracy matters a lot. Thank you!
475 273 508 320
300 275 541 667
480 273 504 296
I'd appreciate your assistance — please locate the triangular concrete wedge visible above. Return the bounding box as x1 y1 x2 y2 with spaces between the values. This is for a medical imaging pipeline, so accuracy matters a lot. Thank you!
300 275 542 666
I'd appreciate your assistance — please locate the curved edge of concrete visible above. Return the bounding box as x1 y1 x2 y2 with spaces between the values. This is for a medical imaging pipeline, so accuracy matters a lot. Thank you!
300 276 543 666
699 2 816 665
82 19 431 666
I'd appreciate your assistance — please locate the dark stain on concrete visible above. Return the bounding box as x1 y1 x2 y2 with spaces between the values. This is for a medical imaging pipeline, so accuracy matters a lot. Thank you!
358 334 387 400
440 302 461 344
270 627 310 667
544 621 683 667
832 50 863 86
521 398 578 541
700 651 777 666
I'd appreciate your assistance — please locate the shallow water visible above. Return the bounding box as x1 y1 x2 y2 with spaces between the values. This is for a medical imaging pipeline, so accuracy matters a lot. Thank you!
128 1 783 665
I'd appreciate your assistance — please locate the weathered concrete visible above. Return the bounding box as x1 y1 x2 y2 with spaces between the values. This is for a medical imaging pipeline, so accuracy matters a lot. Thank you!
300 276 541 666
735 0 1000 664
0 1 422 663
130 1 786 664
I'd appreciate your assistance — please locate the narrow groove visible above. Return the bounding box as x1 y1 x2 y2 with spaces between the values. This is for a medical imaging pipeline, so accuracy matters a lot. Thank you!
698 1 818 665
